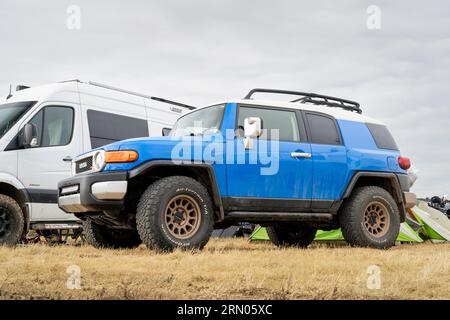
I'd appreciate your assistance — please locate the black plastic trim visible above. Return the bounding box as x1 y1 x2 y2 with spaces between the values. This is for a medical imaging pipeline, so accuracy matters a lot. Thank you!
25 189 58 204
225 211 333 222
222 196 311 212
342 171 406 221
58 171 128 213
128 160 224 220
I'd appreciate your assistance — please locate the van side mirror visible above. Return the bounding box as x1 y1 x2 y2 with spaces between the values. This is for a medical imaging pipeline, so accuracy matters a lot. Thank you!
19 123 38 148
243 117 262 149
162 127 171 136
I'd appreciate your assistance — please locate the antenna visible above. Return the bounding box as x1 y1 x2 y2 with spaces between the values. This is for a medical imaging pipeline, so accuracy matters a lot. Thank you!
6 84 13 99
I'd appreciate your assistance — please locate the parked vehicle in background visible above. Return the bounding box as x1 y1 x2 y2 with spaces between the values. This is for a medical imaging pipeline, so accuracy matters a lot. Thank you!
0 80 191 245
58 88 416 250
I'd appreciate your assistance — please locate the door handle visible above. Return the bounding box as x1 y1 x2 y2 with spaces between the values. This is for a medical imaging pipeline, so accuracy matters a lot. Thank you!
291 152 311 159
63 156 73 162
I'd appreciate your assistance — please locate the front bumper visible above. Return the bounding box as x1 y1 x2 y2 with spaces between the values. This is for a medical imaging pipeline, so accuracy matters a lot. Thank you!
58 171 128 213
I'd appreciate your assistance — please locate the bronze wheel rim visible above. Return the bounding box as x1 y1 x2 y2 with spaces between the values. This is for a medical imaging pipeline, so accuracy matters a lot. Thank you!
364 201 390 238
165 195 201 240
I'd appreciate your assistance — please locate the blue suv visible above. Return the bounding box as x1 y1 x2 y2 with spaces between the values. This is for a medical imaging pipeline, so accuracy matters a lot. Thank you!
58 89 416 250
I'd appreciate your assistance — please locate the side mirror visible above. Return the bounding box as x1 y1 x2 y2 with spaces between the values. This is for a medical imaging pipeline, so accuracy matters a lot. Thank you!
162 127 171 136
19 123 38 148
243 117 262 149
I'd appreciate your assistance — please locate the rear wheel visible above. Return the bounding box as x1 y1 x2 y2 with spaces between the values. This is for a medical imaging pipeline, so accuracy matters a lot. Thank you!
82 220 141 249
0 194 24 246
267 225 317 248
339 186 400 249
136 176 214 252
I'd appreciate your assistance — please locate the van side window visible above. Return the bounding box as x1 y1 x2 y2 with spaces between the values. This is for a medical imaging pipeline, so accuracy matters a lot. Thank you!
87 110 149 148
237 106 300 141
29 106 74 147
306 113 341 145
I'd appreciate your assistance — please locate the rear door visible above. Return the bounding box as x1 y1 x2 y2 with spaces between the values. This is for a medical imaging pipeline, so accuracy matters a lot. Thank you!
17 103 82 221
303 112 348 210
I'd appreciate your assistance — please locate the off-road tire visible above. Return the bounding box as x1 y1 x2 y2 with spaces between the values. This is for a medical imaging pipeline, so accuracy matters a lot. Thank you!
267 225 317 248
0 194 24 246
136 176 214 252
82 220 141 249
339 186 400 249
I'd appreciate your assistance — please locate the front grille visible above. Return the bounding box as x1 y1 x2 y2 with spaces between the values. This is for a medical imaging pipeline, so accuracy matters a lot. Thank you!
75 156 93 174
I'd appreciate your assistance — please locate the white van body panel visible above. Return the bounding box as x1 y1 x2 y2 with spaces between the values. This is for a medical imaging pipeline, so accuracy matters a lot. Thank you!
0 172 27 190
0 80 185 228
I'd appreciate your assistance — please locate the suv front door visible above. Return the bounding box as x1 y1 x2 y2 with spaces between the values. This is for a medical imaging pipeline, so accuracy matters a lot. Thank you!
17 103 81 221
225 105 312 212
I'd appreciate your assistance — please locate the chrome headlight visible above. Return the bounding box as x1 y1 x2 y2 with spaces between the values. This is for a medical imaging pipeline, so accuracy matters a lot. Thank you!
92 150 106 171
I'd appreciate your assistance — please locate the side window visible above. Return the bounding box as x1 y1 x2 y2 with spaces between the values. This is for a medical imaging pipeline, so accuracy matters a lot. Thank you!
306 113 341 145
28 106 74 147
87 110 149 148
29 109 43 146
237 106 300 141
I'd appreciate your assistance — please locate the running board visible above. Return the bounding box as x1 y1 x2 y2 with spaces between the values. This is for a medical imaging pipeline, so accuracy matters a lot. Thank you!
31 222 82 230
225 211 333 221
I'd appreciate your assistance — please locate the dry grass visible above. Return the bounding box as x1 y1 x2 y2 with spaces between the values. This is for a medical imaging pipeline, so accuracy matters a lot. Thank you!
0 239 449 300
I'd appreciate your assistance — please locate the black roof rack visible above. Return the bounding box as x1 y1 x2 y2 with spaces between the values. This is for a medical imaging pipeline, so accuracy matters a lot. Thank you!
243 88 362 114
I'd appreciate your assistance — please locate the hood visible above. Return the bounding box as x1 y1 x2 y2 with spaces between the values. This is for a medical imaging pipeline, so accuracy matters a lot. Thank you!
101 134 224 171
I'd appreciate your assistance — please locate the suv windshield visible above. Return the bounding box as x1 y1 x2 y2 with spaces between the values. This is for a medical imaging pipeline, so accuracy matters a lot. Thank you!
170 104 225 136
0 101 36 139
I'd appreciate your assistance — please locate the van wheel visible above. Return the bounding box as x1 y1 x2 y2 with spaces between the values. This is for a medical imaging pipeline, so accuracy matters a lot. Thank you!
136 176 214 252
0 194 24 246
339 186 400 249
267 225 317 248
82 220 141 249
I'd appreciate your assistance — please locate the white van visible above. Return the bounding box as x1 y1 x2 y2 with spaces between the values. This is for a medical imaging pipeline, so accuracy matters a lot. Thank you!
0 80 191 244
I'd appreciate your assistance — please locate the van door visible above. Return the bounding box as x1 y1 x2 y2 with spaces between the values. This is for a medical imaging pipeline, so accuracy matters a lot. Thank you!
17 103 81 221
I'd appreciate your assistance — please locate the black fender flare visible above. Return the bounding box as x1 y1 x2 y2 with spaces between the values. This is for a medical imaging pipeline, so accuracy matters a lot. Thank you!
128 160 224 221
341 171 406 221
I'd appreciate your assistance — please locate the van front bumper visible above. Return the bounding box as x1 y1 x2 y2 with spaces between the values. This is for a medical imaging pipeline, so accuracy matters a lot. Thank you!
58 171 128 213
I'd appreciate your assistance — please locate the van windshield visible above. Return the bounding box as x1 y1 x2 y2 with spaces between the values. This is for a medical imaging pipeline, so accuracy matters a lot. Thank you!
170 104 225 136
0 101 36 139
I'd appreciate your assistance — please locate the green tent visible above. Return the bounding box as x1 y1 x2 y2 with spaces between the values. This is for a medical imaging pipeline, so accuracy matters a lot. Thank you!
249 222 423 243
249 201 450 244
409 202 450 241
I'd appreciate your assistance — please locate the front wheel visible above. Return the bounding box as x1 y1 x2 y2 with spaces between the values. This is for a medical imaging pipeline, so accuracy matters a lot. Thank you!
136 176 214 252
339 186 400 249
0 194 24 246
267 224 317 248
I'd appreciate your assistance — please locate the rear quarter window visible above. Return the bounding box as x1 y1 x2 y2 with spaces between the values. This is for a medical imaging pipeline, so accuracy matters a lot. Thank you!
366 123 399 150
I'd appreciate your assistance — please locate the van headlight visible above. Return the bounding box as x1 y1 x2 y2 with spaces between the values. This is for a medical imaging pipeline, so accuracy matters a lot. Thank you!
92 150 106 171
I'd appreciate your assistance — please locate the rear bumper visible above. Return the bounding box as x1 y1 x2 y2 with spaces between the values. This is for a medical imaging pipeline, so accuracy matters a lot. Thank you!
58 171 128 213
403 191 416 209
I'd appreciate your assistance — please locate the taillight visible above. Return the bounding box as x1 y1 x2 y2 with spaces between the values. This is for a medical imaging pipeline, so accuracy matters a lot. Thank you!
398 156 411 170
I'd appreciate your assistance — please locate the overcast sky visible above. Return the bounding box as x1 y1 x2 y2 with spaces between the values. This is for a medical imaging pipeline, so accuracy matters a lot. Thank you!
1 0 449 197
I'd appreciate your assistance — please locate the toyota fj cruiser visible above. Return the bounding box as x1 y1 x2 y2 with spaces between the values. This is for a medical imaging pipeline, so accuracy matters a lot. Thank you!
58 89 416 250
